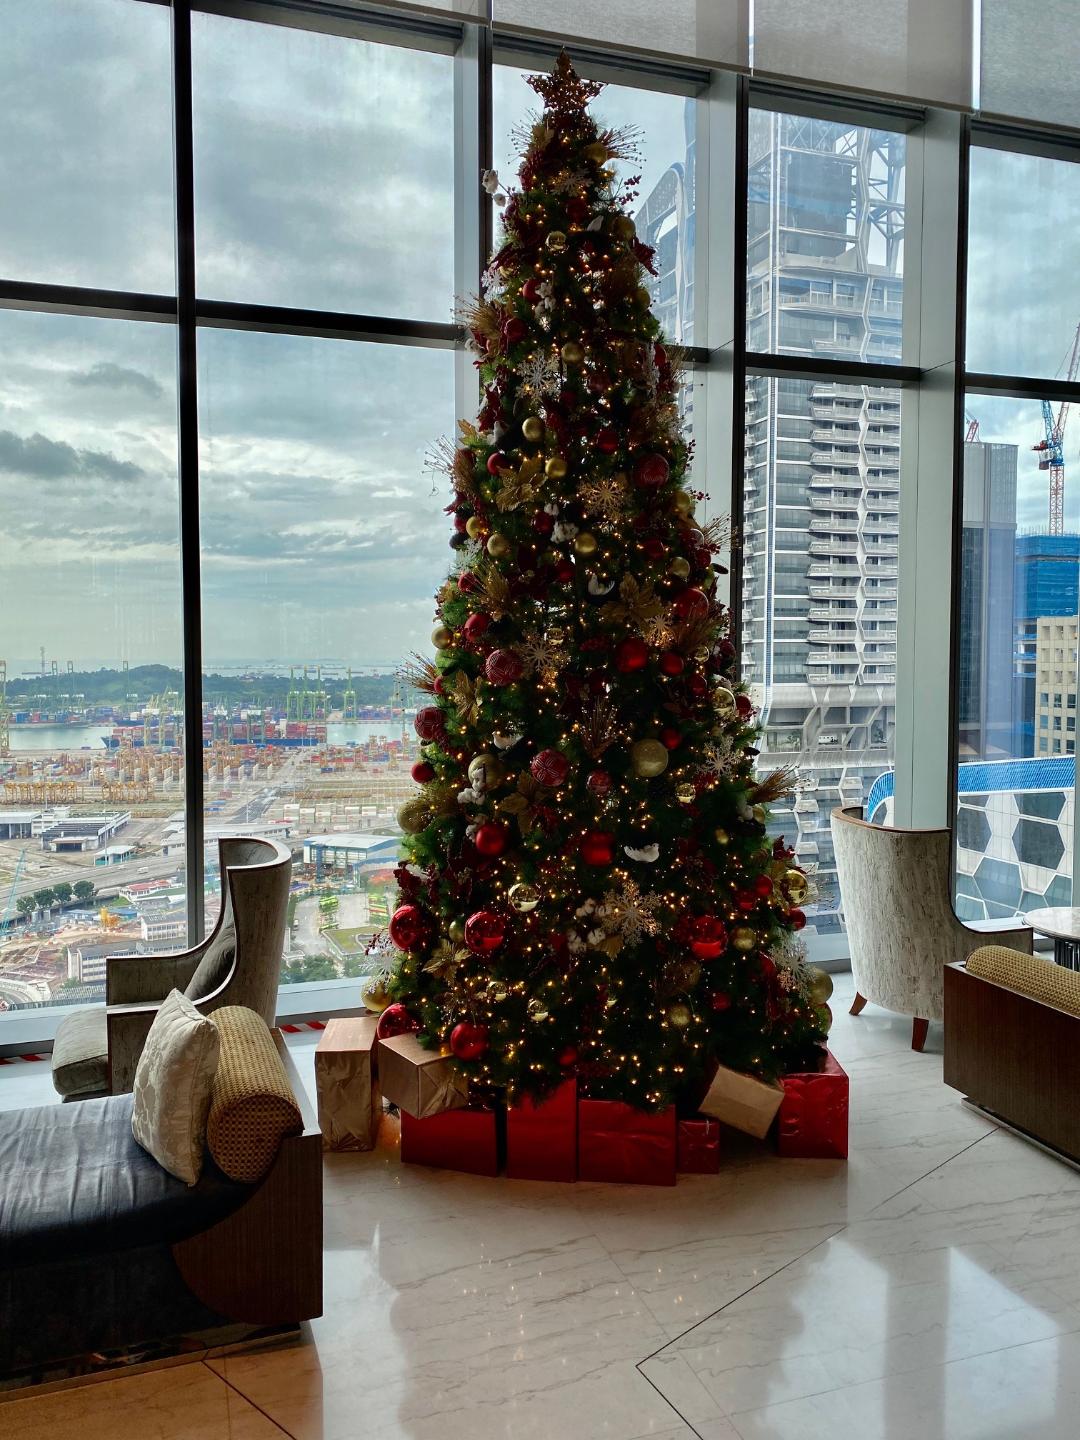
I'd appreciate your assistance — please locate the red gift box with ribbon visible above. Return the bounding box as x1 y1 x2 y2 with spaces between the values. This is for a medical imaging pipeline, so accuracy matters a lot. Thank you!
507 1078 578 1182
578 1099 676 1186
677 1114 722 1174
400 1104 503 1176
776 1048 849 1159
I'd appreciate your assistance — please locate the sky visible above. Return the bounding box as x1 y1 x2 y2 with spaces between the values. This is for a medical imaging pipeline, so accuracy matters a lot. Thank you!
0 0 1078 677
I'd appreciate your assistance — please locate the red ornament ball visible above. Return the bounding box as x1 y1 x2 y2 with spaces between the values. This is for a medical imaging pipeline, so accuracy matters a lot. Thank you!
789 908 807 931
555 560 575 584
533 510 555 536
689 914 728 961
566 195 590 224
634 453 671 488
710 990 733 1012
531 748 570 787
504 317 527 345
411 760 435 784
753 874 774 899
659 650 685 676
474 821 508 857
673 587 709 622
660 726 682 750
596 426 619 455
389 903 427 951
520 276 541 303
687 672 708 698
485 648 525 686
558 1044 580 1068
642 537 665 561
735 693 754 720
463 612 491 644
458 570 478 593
464 910 506 954
450 1021 489 1061
486 451 507 475
615 637 649 673
375 1003 420 1041
735 890 758 913
586 769 612 798
414 707 445 742
580 830 616 866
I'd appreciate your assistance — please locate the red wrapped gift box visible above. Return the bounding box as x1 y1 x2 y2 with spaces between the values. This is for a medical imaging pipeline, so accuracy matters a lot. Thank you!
507 1079 578 1182
578 1099 676 1186
677 1115 721 1174
776 1048 849 1159
400 1104 503 1176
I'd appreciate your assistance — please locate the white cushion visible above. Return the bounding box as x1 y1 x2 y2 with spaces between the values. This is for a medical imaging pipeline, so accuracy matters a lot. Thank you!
131 990 220 1185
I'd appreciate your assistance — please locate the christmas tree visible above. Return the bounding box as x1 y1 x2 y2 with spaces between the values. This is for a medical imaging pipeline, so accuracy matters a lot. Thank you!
381 55 829 1112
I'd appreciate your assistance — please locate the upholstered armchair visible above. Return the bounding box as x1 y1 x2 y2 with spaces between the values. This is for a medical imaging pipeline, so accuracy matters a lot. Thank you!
831 806 1032 1050
51 836 292 1100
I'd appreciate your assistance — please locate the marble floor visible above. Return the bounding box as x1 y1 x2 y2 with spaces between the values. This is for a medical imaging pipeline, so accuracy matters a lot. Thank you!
3 974 1079 1440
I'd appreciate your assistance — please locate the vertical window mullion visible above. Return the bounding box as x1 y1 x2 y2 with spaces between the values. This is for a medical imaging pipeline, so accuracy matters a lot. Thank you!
172 1 205 943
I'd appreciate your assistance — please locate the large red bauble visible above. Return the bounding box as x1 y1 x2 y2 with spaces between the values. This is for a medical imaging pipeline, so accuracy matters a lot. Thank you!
566 195 590 224
634 453 670 488
615 637 649 673
687 672 708 698
375 1003 420 1040
586 769 612 797
474 821 508 857
789 908 807 931
596 426 619 455
458 570 478 593
660 726 682 750
464 910 506 953
642 537 665 561
673 587 709 622
486 452 508 475
555 560 574 584
580 830 616 866
558 1044 580 1068
659 650 685 677
735 693 754 720
463 612 490 644
414 707 445 742
450 1021 489 1060
453 513 469 533
389 903 427 951
531 748 570 787
533 511 555 536
485 648 524 686
710 990 732 1012
735 890 758 913
411 760 435 783
689 914 728 961
504 317 527 345
754 874 774 899
520 276 541 303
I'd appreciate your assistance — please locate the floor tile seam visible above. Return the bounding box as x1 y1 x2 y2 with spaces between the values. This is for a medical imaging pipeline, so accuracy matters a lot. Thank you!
201 1357 298 1439
861 1126 998 1218
634 1351 709 1440
635 1223 848 1369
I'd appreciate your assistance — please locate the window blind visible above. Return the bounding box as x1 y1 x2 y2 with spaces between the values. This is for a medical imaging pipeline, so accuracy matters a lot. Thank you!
980 0 1080 130
490 0 748 72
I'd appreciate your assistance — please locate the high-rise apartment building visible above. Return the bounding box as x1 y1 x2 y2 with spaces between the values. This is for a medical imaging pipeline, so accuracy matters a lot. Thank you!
1035 614 1079 756
1014 534 1080 756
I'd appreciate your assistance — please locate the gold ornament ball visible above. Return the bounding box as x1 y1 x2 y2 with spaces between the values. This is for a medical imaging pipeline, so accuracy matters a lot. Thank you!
669 556 691 580
561 340 585 365
527 998 550 1022
574 531 599 557
667 1002 693 1029
783 868 810 905
673 489 695 517
714 686 737 717
635 285 652 309
448 918 466 944
486 980 509 1002
816 1003 834 1035
714 827 730 845
612 213 636 239
630 738 670 778
431 624 454 650
585 141 610 164
547 626 566 646
465 515 486 540
807 967 834 1005
508 881 540 913
667 959 703 991
397 796 430 835
361 972 393 1014
675 783 696 804
486 532 511 559
521 416 545 443
545 230 568 254
468 753 504 789
731 925 757 953
752 804 767 824
545 456 569 480
693 646 711 664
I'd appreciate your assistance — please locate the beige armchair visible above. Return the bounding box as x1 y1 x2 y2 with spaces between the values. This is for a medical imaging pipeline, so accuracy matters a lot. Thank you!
51 836 292 1100
831 806 1032 1050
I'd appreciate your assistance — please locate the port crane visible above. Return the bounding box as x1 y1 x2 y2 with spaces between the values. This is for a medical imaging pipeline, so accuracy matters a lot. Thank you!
0 847 28 932
1033 319 1080 536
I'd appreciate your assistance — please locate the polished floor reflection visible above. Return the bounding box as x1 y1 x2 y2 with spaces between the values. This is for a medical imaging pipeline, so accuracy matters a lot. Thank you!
2 974 1078 1439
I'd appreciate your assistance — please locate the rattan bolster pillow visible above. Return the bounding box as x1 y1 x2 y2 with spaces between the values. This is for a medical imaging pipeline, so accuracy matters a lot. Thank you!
967 945 1080 1019
206 1006 303 1182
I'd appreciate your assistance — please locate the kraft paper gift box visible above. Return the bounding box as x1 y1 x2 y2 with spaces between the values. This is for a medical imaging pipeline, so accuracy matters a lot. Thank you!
698 1062 784 1139
378 1032 468 1119
315 1015 381 1151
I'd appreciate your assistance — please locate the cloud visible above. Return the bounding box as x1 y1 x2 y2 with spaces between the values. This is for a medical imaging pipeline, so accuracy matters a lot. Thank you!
0 428 145 484
69 361 165 401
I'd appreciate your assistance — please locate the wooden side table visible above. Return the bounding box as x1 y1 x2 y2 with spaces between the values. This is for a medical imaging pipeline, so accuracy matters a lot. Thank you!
315 1016 381 1151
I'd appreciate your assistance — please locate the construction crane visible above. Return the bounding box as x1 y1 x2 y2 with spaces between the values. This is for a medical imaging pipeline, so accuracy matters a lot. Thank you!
0 660 9 757
0 847 28 931
965 413 980 442
1033 319 1080 536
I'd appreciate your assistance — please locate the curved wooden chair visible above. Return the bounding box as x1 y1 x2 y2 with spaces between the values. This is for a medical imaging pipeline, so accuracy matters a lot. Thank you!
831 806 1031 1049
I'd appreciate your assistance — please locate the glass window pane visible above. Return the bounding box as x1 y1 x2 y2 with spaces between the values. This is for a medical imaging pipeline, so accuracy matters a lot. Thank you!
493 67 697 343
192 16 455 321
197 330 455 983
742 376 901 938
0 0 174 293
747 109 905 364
967 146 1080 381
0 310 184 1019
954 396 1077 920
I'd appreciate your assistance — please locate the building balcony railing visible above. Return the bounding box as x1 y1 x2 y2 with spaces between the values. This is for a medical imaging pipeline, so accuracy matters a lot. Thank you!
813 383 871 400
780 291 861 310
865 541 900 556
809 540 859 556
808 630 860 645
866 496 899 512
811 427 862 444
808 606 858 621
810 473 862 492
811 450 861 468
865 452 900 468
862 520 899 537
810 494 859 511
809 517 859 535
866 586 898 599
